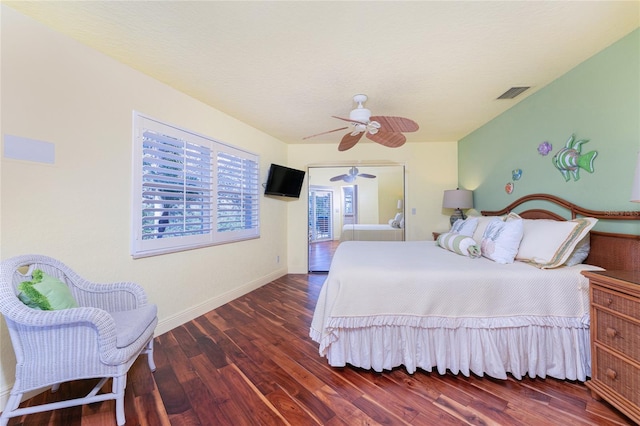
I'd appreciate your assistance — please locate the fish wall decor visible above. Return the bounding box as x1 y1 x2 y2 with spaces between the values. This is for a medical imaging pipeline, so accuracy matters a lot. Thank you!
552 134 597 181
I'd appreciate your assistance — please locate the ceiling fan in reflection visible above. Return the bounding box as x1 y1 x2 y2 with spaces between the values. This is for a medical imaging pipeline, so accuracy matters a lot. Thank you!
330 167 376 183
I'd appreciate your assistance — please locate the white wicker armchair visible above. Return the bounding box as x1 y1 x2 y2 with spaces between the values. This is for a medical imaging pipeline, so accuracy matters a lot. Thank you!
0 254 157 426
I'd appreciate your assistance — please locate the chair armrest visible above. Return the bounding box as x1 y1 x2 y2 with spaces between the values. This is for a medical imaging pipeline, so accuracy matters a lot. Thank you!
5 304 118 351
71 280 149 312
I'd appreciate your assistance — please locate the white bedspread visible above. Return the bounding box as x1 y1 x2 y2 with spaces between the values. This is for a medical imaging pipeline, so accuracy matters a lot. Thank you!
340 224 403 241
310 241 603 380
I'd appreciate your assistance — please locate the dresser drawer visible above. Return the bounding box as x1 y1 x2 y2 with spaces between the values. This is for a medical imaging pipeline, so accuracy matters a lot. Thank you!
594 309 640 364
592 287 640 322
593 346 640 408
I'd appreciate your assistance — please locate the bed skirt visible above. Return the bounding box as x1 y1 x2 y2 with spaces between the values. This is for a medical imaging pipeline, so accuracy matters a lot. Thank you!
310 315 591 381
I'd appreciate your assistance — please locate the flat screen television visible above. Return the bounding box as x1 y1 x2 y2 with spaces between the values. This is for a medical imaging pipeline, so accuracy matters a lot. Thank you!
264 163 306 198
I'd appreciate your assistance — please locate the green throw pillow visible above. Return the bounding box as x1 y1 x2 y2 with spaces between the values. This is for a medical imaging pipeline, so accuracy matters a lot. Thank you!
18 269 78 310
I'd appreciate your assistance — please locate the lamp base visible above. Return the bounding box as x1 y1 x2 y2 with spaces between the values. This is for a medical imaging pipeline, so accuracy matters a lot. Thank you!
449 209 466 226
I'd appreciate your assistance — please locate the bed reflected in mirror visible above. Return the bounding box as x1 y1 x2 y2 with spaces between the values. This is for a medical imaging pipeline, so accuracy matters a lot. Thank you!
308 164 405 272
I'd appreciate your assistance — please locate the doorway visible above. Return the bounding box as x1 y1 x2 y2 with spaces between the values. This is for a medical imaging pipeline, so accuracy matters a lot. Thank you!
309 186 333 242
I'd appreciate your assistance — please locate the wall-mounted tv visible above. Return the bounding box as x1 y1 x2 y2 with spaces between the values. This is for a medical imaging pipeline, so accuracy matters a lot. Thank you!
264 163 306 198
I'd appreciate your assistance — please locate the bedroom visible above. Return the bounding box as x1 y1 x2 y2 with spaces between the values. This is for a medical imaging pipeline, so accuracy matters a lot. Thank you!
1 1 639 424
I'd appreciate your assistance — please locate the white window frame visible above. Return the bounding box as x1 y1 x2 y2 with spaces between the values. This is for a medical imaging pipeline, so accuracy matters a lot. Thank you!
131 112 260 258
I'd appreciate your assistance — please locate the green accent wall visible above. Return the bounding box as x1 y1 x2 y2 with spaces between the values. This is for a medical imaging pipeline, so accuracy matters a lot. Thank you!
459 29 639 233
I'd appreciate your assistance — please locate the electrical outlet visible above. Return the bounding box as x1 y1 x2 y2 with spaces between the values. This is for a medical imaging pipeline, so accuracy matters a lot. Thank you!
276 255 280 264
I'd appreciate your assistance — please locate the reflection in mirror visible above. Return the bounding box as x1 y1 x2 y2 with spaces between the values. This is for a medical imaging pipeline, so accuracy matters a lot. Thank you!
308 164 405 272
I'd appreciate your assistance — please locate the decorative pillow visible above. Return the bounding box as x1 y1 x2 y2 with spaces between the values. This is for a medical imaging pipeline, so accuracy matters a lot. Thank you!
18 269 78 311
450 216 479 237
515 217 597 269
437 232 481 258
472 215 503 243
388 219 401 228
564 234 591 266
480 218 524 264
394 213 403 222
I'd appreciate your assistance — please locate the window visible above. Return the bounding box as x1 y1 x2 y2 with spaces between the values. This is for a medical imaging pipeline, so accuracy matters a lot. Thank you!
132 112 259 258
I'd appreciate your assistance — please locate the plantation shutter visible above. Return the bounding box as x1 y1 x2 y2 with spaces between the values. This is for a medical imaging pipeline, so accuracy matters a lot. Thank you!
141 130 213 241
132 112 260 258
216 147 260 242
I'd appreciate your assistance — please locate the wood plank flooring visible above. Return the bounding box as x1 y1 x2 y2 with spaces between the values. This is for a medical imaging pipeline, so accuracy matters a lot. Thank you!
309 240 340 272
5 274 635 425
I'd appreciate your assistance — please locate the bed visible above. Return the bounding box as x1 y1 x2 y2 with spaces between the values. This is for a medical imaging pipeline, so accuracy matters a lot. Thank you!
339 223 404 242
310 194 640 381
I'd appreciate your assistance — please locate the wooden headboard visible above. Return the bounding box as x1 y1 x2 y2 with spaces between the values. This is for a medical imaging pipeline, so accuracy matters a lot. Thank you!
481 193 640 271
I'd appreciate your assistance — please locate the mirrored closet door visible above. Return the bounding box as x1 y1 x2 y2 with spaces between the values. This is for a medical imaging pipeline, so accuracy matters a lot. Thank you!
308 164 405 272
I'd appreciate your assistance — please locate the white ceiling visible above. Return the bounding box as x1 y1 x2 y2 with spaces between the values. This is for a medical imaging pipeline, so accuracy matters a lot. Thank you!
5 1 639 147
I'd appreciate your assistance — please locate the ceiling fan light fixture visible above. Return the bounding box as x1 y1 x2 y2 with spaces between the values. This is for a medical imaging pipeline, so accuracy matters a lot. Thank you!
303 93 418 151
349 107 371 123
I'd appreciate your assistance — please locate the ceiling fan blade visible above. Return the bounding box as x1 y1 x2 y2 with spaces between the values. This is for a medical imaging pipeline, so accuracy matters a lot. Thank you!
367 130 406 148
331 115 368 125
370 116 419 133
302 126 349 140
358 173 376 179
338 132 364 151
330 174 348 182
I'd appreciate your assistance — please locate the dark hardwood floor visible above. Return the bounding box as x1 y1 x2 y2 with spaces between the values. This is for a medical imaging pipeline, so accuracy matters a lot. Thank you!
6 274 634 425
309 240 340 272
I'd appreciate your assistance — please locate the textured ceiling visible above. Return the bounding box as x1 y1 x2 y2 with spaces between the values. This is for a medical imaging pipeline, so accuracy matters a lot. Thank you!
5 1 639 146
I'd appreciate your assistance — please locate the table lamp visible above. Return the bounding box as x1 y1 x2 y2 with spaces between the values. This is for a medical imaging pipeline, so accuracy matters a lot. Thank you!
443 188 473 226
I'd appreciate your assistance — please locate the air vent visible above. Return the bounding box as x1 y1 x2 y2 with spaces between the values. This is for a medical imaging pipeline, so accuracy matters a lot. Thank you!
497 86 530 100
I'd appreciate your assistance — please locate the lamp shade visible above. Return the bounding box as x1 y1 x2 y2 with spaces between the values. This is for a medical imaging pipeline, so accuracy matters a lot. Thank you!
443 189 473 209
632 152 640 203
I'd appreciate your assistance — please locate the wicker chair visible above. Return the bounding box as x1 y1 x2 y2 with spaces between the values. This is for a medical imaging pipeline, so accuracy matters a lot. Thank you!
0 254 157 426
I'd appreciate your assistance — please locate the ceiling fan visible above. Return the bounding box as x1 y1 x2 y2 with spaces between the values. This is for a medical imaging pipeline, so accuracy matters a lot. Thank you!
304 94 419 151
329 166 376 183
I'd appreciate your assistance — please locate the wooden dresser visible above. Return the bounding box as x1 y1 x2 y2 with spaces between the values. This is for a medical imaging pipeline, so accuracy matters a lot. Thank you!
582 270 640 424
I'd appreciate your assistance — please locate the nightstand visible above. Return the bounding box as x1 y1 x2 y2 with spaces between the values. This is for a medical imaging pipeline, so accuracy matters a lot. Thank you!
582 270 640 424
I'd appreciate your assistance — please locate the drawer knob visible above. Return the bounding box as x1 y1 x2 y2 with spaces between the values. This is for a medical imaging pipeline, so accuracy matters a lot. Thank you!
606 298 613 306
606 327 618 338
606 368 617 380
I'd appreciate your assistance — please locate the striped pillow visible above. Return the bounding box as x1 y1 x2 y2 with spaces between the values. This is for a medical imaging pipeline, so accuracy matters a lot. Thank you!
437 232 481 258
450 216 478 237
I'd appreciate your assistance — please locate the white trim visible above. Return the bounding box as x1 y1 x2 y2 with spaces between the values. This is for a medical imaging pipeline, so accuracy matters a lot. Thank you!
131 111 259 258
154 268 287 336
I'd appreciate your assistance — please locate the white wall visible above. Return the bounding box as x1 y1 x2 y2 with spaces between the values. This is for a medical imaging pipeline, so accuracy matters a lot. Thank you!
0 6 289 408
287 142 459 273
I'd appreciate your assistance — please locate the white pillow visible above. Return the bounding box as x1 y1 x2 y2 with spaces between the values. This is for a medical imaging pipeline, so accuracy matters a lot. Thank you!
394 213 403 222
437 232 481 258
450 216 479 237
472 215 502 243
515 217 597 269
480 218 524 264
388 219 401 228
564 234 591 266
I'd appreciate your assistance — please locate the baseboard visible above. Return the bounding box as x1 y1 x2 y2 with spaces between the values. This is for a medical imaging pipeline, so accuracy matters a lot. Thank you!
155 267 287 336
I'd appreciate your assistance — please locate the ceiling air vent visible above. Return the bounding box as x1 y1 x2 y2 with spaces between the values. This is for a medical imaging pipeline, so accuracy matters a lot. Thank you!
497 86 530 100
